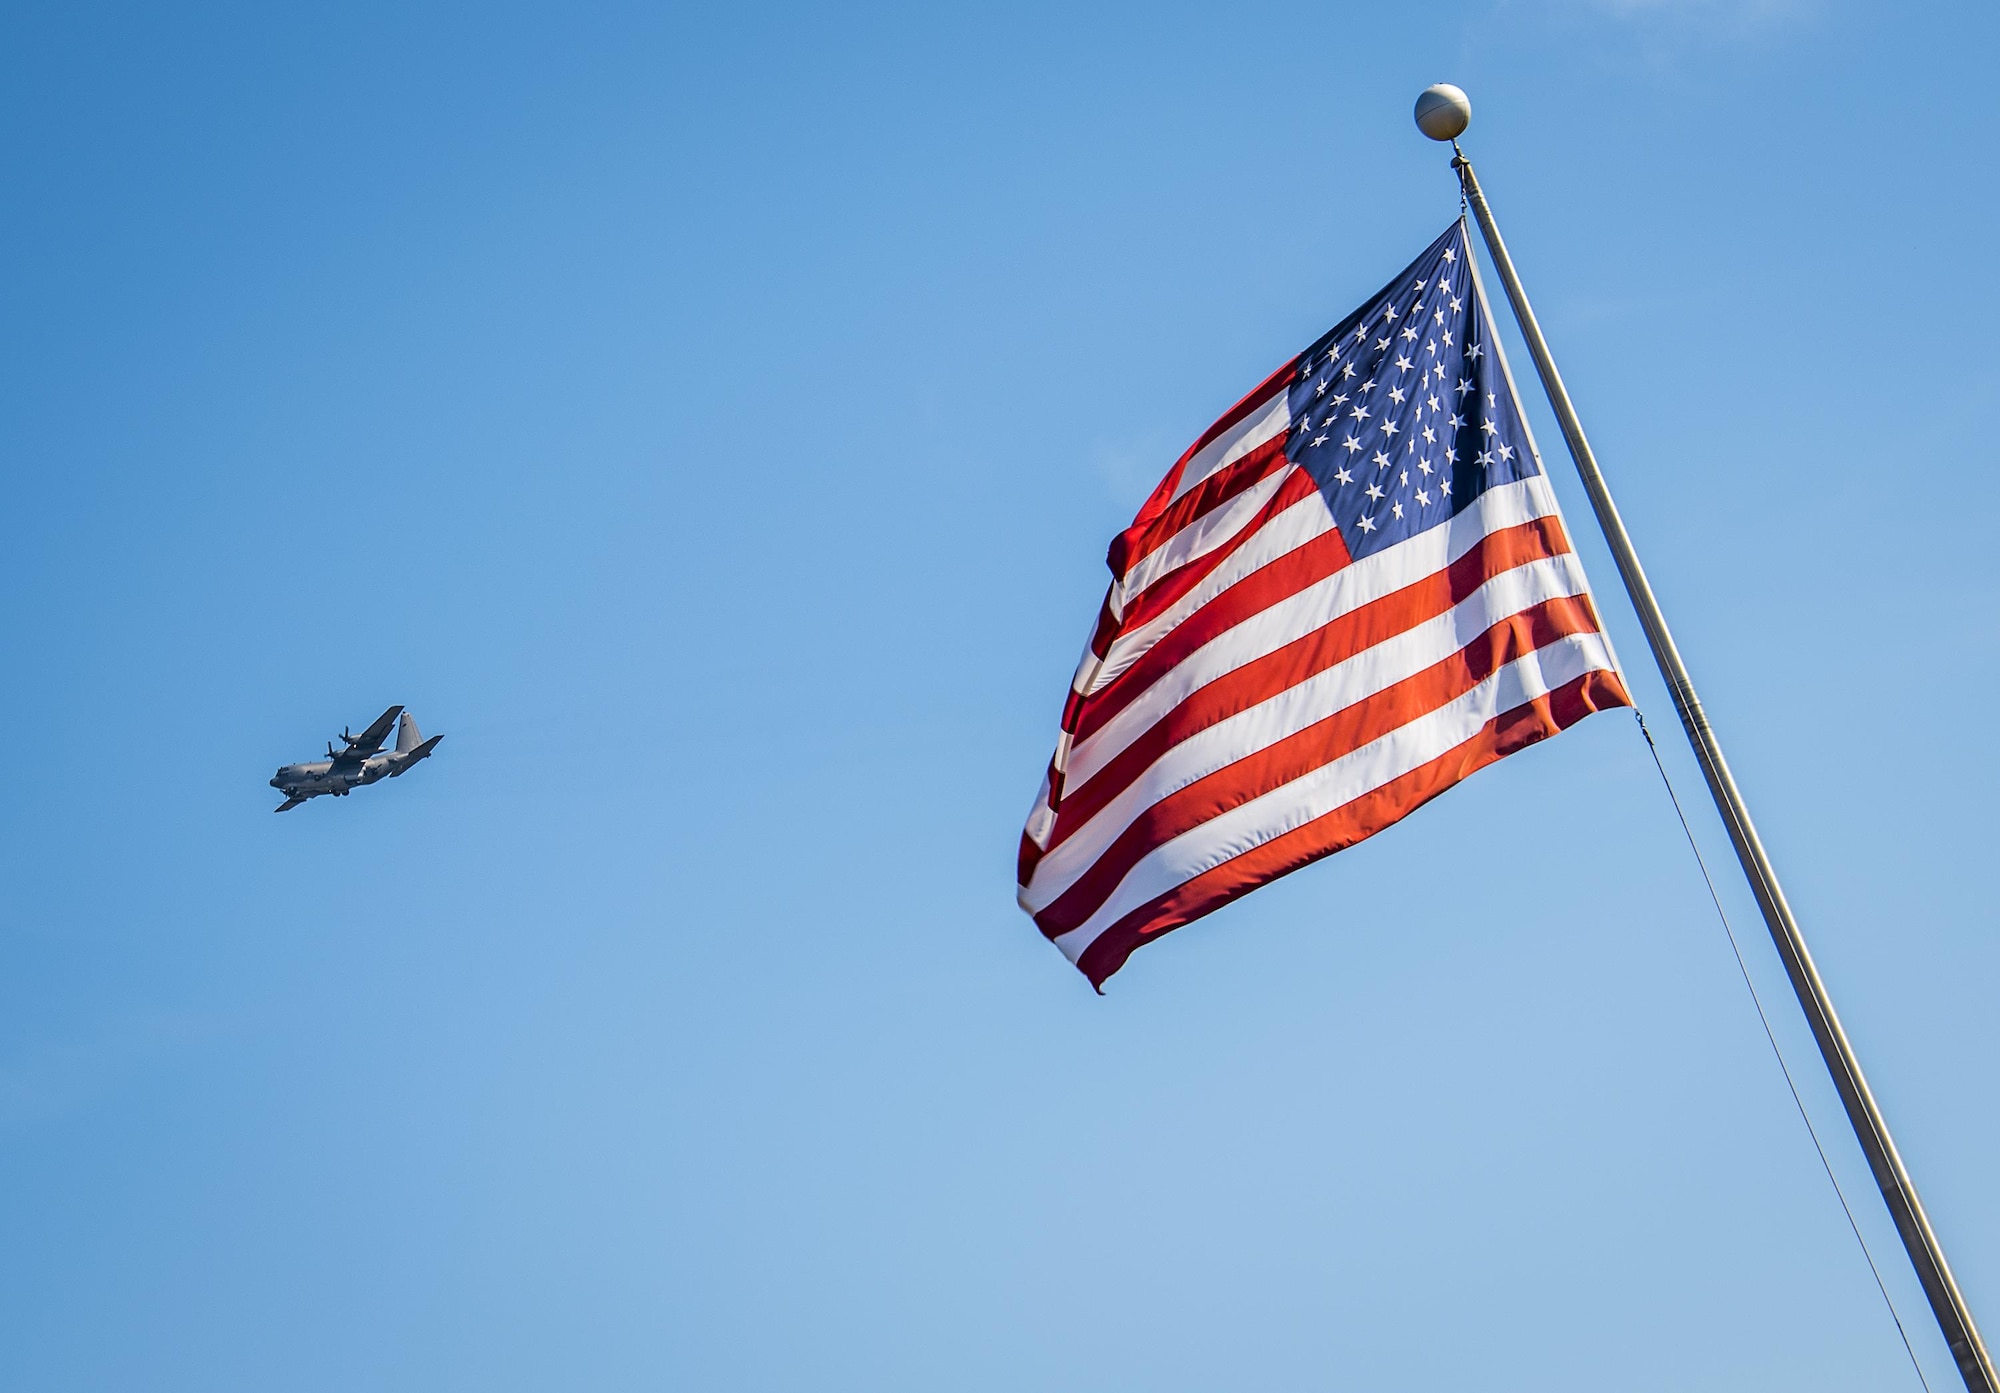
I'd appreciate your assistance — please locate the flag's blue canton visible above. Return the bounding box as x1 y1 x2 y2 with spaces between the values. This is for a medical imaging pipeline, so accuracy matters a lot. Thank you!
1285 223 1539 561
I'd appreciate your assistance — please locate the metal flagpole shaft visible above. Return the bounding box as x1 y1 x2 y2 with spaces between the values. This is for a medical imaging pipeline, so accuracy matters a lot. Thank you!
1414 87 1996 1393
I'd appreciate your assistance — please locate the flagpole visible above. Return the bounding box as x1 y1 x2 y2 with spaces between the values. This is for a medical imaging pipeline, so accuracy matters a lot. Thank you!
1411 84 1996 1393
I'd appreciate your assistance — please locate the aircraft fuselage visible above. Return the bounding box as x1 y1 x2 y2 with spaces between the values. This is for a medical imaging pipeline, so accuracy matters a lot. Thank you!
271 708 442 811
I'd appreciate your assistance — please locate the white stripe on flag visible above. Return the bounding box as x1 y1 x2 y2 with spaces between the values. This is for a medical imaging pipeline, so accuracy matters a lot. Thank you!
1167 390 1292 503
1084 475 1560 720
1115 464 1299 611
1051 550 1594 853
1050 630 1618 961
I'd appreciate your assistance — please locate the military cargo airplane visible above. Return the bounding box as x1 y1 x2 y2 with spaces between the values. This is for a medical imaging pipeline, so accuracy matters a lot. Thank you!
270 705 443 812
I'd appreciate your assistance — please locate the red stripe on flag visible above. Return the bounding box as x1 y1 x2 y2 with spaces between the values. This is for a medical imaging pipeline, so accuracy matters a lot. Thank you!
1033 595 1613 937
1110 457 1319 638
1068 667 1632 987
1107 360 1297 581
1074 514 1572 754
1017 829 1044 887
1078 527 1353 743
1066 521 1580 820
1039 605 1618 939
1106 439 1301 605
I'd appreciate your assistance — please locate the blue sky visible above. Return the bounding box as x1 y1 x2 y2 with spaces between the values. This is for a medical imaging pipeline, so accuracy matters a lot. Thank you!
3 2 1996 1389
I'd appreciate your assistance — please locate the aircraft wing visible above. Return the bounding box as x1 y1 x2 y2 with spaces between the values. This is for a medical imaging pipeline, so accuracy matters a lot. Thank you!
330 705 403 769
274 795 308 813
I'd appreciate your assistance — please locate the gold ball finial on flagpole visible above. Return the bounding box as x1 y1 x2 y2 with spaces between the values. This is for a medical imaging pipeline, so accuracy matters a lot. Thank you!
1414 84 1471 141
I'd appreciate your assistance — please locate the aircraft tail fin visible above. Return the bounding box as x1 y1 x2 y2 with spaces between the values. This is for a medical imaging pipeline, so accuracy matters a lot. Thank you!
390 734 442 774
395 711 423 753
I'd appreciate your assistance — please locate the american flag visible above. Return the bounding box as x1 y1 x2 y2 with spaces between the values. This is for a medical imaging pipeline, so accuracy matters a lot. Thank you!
1018 221 1631 988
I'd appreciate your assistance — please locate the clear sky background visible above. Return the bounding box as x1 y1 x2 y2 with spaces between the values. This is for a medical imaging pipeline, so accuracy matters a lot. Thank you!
3 2 1996 1389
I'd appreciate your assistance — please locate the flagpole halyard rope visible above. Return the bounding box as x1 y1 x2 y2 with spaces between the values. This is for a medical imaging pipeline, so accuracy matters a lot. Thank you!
1439 112 1991 1388
1635 710 1933 1393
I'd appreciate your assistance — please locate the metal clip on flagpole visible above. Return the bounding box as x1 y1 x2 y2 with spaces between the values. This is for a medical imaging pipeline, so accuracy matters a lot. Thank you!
1412 83 1996 1393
